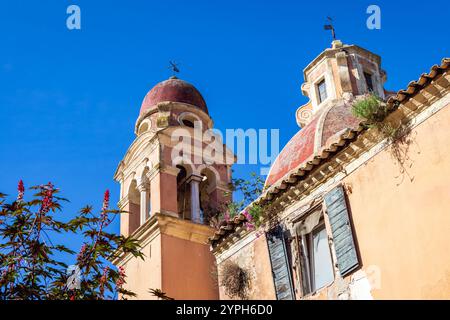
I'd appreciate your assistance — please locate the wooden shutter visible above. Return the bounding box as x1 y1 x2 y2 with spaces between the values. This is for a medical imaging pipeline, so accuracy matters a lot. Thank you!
266 225 295 300
324 185 359 276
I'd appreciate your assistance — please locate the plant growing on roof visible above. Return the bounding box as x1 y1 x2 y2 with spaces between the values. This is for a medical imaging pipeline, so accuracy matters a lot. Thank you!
351 93 415 184
217 172 266 229
351 93 388 124
351 93 404 140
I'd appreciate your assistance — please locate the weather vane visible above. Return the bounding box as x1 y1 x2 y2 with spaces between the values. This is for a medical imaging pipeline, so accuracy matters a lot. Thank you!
324 17 336 41
168 60 180 76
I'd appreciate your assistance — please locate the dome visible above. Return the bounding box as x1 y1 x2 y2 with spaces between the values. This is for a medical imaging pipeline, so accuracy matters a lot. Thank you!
265 100 361 187
139 77 208 116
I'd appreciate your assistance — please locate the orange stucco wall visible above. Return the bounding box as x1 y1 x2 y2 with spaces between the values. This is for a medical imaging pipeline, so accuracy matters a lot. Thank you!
122 233 162 299
120 218 218 300
161 234 219 299
342 102 450 299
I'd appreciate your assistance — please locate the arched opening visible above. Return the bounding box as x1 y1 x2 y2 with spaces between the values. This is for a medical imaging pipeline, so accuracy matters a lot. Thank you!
128 180 141 234
137 120 150 135
178 112 200 129
181 119 195 128
176 165 191 220
199 168 217 224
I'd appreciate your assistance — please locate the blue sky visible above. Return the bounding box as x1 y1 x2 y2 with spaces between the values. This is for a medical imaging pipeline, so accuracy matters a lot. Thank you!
1 0 449 252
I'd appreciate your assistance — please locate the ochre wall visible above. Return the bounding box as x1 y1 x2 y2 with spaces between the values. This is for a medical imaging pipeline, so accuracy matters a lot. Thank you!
122 234 162 299
161 234 219 299
119 216 219 300
343 102 450 299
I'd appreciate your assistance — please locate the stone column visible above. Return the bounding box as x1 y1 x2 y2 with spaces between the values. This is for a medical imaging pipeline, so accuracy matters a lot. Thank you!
137 178 150 226
187 175 203 224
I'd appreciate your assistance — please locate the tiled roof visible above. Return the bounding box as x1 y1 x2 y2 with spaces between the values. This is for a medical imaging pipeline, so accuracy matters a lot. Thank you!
140 77 208 116
265 101 361 187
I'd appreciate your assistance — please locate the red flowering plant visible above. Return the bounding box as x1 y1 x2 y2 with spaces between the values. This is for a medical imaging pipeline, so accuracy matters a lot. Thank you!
0 181 144 300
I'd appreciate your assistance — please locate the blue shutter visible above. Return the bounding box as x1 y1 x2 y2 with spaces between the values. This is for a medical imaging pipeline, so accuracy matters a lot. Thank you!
324 185 359 276
266 225 295 300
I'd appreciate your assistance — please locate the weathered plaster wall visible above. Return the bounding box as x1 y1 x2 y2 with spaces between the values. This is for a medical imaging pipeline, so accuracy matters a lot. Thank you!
218 234 276 300
342 102 450 299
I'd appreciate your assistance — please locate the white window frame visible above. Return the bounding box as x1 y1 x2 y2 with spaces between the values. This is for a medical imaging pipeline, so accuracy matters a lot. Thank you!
316 78 328 104
297 213 335 296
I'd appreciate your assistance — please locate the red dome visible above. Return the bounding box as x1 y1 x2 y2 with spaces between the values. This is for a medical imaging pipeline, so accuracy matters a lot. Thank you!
265 101 361 187
139 77 208 115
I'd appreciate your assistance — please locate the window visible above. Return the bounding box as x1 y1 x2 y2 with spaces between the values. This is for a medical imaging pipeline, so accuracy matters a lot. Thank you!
364 72 374 92
317 79 327 103
181 119 195 128
293 210 334 295
137 121 150 135
309 225 334 290
178 112 199 128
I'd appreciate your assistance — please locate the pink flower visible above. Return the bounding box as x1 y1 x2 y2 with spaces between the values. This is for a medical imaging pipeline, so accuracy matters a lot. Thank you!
102 190 110 210
116 266 126 289
17 180 24 201
101 189 110 219
99 266 109 297
40 182 54 213
242 210 255 231
100 266 109 284
77 243 88 264
244 222 256 230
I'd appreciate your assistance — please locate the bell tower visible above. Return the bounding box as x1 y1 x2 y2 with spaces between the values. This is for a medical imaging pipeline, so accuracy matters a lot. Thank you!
113 76 234 299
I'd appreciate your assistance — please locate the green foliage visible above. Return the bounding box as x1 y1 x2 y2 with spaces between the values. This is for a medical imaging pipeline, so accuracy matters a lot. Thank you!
351 93 402 140
351 94 387 124
352 94 414 183
217 172 266 229
0 181 144 300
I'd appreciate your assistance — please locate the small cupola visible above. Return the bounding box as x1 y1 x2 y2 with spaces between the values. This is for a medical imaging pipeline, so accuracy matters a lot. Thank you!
296 40 387 127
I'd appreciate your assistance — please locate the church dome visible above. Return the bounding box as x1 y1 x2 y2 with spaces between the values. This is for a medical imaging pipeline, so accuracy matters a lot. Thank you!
139 77 208 116
265 100 361 187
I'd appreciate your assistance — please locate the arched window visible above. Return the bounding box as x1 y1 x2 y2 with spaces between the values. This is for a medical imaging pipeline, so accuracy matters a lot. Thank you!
176 165 191 220
178 112 200 128
137 120 151 135
128 180 141 234
181 119 195 128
